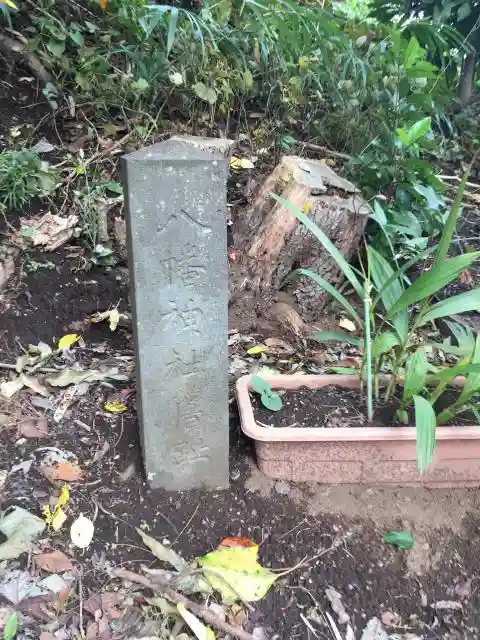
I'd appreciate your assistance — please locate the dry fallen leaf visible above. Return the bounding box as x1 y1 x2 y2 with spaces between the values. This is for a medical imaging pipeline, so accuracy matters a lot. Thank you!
380 610 401 627
0 377 24 399
338 318 356 332
89 308 120 331
40 461 84 483
230 156 254 170
20 374 50 397
34 550 73 573
336 357 361 369
454 578 472 600
70 514 94 549
17 418 48 439
17 213 79 252
325 587 350 625
228 603 247 627
460 269 474 286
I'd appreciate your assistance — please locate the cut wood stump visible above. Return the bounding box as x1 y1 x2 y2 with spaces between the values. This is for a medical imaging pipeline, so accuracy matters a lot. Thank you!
230 155 369 320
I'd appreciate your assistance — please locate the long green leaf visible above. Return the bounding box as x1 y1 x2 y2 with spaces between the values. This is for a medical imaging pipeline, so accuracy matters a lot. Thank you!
372 331 400 360
310 331 362 347
271 193 364 297
413 395 436 472
419 288 480 325
166 6 179 55
368 246 408 342
286 269 362 326
435 169 468 267
458 335 480 404
388 252 480 318
372 245 437 307
403 347 427 402
426 363 480 382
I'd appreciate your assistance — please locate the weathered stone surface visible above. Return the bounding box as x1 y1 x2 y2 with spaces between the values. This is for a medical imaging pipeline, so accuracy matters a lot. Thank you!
122 137 233 490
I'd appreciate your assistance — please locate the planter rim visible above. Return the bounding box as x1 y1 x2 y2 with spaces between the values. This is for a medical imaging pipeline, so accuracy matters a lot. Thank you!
236 373 480 443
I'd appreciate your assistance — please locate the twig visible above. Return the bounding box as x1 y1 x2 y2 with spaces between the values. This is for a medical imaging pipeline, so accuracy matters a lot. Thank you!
174 502 200 543
78 567 84 637
439 175 480 189
444 196 477 209
300 613 321 639
298 141 351 160
112 568 259 640
324 611 343 640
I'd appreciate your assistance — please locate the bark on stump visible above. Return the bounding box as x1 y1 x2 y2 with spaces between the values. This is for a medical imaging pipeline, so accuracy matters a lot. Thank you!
230 155 369 320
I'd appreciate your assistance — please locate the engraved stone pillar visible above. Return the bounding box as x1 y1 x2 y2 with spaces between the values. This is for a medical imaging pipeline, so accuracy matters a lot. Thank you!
122 136 233 490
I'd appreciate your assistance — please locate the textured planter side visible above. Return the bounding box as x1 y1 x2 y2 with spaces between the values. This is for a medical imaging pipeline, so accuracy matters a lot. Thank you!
235 374 480 487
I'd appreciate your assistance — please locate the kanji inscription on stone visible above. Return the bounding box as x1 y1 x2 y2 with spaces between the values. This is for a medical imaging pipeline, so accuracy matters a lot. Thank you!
122 136 233 490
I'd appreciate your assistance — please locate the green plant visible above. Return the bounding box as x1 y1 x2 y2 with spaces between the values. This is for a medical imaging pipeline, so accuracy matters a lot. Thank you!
24 257 56 273
275 173 480 472
3 612 18 640
250 375 283 412
74 159 119 267
0 149 57 209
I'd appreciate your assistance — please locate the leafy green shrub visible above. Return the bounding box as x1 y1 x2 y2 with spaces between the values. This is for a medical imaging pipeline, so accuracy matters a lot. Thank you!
0 150 57 210
277 175 480 472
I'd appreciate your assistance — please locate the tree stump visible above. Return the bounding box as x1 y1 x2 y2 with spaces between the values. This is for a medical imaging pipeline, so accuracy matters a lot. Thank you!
230 156 369 320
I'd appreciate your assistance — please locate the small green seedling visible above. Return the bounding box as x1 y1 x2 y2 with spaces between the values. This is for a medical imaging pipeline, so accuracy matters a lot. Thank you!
250 375 283 411
383 530 414 549
4 612 18 640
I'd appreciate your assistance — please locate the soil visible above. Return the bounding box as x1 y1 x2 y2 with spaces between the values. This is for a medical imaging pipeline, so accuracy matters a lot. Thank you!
251 385 479 430
250 385 397 429
2 65 480 640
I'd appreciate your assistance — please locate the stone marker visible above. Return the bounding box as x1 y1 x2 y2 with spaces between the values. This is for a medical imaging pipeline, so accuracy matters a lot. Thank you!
122 136 233 490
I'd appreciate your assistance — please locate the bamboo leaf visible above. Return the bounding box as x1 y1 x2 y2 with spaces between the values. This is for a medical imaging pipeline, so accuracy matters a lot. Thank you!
388 252 480 318
166 6 179 55
368 246 408 342
419 288 480 325
426 363 480 382
413 395 436 472
286 269 362 326
372 331 400 360
458 335 480 404
372 246 437 307
403 347 427 402
310 331 362 347
435 169 468 267
271 194 364 297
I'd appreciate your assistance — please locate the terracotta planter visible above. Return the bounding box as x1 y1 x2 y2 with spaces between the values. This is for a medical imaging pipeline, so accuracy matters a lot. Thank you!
235 374 480 487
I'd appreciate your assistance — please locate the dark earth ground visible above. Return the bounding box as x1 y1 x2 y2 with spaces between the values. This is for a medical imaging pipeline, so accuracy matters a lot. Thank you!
2 68 480 640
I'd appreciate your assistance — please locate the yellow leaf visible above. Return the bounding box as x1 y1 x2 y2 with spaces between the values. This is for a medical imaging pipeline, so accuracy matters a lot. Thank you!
108 308 120 331
2 1 17 9
58 334 80 350
104 399 127 414
177 603 216 640
198 545 277 603
90 308 120 331
339 318 356 332
43 484 70 531
230 156 254 170
302 201 313 214
246 345 268 356
57 484 69 507
51 507 67 532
